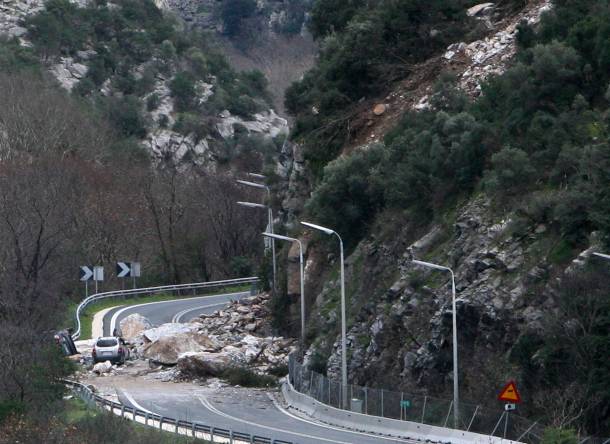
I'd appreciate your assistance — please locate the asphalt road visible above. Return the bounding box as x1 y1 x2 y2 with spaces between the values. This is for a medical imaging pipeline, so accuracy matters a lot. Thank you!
99 294 418 443
102 291 250 336
116 384 417 444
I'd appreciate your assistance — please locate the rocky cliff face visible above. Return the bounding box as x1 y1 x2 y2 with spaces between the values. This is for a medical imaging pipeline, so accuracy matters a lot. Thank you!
272 0 581 405
0 0 289 168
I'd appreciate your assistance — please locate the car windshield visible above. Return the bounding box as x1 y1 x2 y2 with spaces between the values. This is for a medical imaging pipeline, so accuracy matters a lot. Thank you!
96 338 118 347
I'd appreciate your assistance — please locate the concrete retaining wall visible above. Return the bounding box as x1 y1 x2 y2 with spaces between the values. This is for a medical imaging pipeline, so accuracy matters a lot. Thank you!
281 381 525 444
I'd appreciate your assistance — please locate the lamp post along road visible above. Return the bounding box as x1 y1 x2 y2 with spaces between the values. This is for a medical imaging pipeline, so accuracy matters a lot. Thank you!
301 221 348 409
262 232 305 348
236 178 277 294
592 252 610 261
412 259 459 429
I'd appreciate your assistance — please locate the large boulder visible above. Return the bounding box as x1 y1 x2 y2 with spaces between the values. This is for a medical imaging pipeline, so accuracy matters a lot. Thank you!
177 352 236 377
141 323 196 343
120 313 152 341
142 331 222 365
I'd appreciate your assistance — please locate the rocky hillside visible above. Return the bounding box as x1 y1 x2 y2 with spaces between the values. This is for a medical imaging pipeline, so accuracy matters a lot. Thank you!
157 0 317 114
1 0 288 168
274 0 610 437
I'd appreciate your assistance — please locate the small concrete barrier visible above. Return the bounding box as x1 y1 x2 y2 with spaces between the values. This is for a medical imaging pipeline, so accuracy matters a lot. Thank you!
282 381 525 444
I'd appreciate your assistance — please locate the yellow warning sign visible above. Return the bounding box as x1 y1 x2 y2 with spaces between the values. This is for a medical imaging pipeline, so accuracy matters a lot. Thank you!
498 381 521 403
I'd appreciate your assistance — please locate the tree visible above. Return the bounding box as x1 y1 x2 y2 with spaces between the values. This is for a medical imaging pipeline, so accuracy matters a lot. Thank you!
220 0 256 36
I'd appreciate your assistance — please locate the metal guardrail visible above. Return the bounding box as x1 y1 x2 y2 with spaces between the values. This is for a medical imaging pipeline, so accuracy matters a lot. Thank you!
288 354 609 444
65 380 292 444
72 277 260 340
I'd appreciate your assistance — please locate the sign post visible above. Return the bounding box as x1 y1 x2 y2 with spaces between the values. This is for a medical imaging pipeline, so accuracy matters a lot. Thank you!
497 381 521 438
131 262 141 289
79 266 93 297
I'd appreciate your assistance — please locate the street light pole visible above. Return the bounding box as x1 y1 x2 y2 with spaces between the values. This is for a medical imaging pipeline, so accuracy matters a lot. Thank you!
412 259 459 429
236 178 276 294
592 252 610 261
301 221 348 409
262 232 305 348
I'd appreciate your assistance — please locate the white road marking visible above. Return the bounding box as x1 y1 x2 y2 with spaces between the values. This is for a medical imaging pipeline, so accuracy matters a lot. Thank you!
267 393 418 443
171 302 231 323
198 395 389 444
109 291 248 333
122 390 158 415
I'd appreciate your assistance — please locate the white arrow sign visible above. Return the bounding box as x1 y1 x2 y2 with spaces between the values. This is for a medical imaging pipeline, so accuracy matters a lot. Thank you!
116 262 131 278
79 266 93 282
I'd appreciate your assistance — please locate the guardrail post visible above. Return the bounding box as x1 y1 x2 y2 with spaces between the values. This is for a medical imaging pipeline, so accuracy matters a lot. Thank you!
160 417 164 431
230 430 234 443
192 422 196 437
364 387 367 414
120 405 125 418
210 427 214 441
133 409 136 421
380 389 384 417
175 420 178 433
145 412 149 426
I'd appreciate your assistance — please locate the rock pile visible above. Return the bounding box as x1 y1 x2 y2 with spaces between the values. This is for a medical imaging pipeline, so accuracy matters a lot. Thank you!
444 0 553 96
104 293 296 381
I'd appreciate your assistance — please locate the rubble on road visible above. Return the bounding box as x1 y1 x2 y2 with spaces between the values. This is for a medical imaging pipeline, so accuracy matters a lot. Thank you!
84 293 296 382
92 361 113 375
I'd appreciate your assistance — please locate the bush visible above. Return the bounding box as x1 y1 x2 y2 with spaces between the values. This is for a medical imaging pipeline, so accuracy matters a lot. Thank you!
221 367 277 388
541 428 578 444
169 71 197 112
306 146 384 246
220 0 256 36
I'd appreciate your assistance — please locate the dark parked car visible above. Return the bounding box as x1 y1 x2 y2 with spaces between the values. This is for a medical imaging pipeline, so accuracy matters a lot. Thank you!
55 328 78 356
92 337 129 364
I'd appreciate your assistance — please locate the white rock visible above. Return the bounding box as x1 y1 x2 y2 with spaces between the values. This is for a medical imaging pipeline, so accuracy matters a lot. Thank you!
119 313 152 341
142 323 196 343
467 3 494 17
93 361 112 374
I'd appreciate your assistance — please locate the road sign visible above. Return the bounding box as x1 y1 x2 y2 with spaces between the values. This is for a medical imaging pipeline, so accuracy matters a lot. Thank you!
400 400 412 408
116 262 141 278
79 266 93 281
116 262 131 278
131 262 141 277
498 381 521 403
93 266 104 281
505 403 516 411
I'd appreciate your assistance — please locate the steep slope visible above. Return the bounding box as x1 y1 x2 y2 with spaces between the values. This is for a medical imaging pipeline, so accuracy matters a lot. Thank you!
276 0 610 436
1 0 288 167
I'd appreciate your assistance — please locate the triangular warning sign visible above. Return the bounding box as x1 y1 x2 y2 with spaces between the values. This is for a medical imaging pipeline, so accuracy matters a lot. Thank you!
498 381 521 403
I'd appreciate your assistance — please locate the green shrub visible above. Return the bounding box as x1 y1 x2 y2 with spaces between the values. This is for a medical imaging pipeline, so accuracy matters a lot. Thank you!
541 427 578 444
221 367 277 388
220 0 256 36
146 92 161 111
170 71 197 112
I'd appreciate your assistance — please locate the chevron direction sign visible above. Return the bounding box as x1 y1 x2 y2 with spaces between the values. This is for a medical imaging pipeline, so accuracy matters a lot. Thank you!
116 262 131 278
79 266 93 281
116 262 141 278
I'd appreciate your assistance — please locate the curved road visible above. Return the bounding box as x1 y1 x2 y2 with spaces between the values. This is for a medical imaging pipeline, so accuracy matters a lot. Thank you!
115 383 416 444
102 291 250 336
96 293 415 443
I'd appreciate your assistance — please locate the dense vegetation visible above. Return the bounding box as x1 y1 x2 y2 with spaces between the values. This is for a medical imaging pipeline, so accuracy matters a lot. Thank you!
307 1 610 251
0 38 269 438
25 0 270 143
299 0 610 436
286 0 489 171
